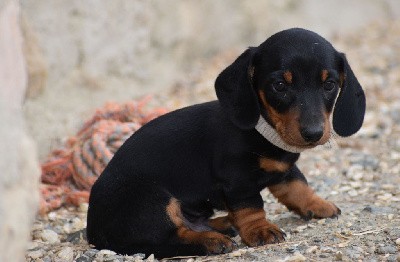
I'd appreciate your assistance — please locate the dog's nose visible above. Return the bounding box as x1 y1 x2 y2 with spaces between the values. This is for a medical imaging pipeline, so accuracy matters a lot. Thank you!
300 126 324 143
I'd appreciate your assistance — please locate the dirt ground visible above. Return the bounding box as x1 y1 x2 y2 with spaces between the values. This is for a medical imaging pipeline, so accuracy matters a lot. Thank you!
26 21 400 261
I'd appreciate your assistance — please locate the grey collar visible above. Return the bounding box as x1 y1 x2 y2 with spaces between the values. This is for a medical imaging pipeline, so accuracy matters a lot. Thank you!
255 116 338 153
254 116 306 153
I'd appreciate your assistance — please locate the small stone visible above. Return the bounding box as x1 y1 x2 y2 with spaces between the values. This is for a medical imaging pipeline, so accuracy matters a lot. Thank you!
83 249 98 258
40 229 60 244
353 246 364 253
76 255 91 262
97 249 116 256
57 247 74 262
146 254 155 262
317 219 326 224
42 256 53 262
386 254 399 262
239 249 247 254
376 245 398 254
294 225 308 232
286 252 306 261
230 250 242 257
79 203 89 212
335 251 343 261
395 238 400 245
48 212 57 220
377 193 393 201
306 246 318 254
27 249 45 259
388 214 394 220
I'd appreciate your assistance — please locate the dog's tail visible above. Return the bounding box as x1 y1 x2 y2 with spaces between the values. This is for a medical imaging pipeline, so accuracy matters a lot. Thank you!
114 243 208 259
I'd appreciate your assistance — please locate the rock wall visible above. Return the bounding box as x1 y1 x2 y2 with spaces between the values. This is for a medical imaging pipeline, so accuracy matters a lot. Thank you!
0 1 40 261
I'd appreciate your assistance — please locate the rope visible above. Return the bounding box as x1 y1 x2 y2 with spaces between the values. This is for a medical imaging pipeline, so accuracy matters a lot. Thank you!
40 96 167 214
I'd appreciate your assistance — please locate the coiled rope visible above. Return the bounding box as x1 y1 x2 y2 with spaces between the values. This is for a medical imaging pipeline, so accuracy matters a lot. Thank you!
40 96 167 214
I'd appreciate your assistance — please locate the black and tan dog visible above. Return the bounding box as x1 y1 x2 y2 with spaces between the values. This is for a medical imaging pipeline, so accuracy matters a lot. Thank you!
87 28 365 258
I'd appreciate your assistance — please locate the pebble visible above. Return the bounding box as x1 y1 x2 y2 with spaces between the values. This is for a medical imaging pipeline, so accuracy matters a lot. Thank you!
146 254 155 262
83 249 98 258
285 252 306 261
40 229 60 244
27 249 45 259
75 255 91 262
294 225 308 232
57 246 74 262
79 203 89 212
230 250 242 257
335 251 343 261
396 238 400 245
376 245 398 254
305 246 318 254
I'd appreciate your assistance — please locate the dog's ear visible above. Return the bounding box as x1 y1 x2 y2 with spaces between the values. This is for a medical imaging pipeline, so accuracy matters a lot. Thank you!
215 48 260 129
333 53 366 137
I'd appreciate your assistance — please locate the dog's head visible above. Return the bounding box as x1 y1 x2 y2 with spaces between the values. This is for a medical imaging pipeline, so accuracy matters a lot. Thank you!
215 28 365 148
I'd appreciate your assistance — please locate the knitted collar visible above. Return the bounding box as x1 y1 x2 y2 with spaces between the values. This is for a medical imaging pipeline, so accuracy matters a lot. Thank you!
255 116 338 153
254 116 306 153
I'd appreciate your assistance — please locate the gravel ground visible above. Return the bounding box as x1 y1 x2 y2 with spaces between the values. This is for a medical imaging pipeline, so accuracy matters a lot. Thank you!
26 21 400 261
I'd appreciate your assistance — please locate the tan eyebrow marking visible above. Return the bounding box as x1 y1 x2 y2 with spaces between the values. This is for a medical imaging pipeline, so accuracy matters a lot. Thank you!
283 71 292 84
321 69 329 82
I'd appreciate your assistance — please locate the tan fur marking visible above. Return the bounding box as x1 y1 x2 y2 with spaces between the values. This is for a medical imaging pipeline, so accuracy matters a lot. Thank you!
166 198 235 253
258 90 332 147
339 72 346 87
208 215 232 231
321 69 329 82
268 180 339 218
319 110 332 145
258 90 282 128
283 71 293 84
248 66 255 82
166 198 184 227
259 157 290 173
268 180 314 214
229 208 285 246
258 90 305 146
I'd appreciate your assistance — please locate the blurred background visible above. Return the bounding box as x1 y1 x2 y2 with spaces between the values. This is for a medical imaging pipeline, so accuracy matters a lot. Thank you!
20 0 400 159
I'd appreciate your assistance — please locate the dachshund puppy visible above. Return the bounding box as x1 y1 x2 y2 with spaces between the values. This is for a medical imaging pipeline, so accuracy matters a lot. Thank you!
87 28 365 258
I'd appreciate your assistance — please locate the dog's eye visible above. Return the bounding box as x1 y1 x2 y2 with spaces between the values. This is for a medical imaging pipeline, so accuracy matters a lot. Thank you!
272 81 287 92
323 80 336 91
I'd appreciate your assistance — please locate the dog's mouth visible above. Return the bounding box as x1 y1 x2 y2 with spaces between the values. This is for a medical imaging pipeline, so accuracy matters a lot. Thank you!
281 132 330 149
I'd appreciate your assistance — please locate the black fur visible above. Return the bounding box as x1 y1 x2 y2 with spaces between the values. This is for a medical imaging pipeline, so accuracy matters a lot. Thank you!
87 28 365 258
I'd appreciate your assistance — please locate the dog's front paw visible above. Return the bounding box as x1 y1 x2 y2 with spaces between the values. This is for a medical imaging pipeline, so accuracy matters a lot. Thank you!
240 223 286 247
201 232 237 254
300 197 341 220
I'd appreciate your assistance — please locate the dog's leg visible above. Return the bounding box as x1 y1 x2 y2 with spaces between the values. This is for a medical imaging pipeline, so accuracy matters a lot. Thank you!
167 198 236 254
208 215 232 231
207 215 238 237
268 165 341 220
228 208 285 246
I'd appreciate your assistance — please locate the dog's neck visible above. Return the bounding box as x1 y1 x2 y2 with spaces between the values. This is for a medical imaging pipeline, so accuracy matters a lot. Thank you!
254 116 306 153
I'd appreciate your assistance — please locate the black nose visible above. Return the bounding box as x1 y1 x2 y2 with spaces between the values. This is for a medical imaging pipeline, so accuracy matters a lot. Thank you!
301 126 324 143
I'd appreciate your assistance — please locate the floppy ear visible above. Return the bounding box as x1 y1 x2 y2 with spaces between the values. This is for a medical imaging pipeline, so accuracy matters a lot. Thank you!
333 53 366 137
215 48 260 129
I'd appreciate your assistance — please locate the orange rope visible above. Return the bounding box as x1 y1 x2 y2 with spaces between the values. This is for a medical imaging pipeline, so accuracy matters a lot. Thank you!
40 96 167 214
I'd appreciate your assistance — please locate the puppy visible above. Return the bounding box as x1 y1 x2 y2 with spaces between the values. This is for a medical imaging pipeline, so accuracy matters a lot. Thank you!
87 28 365 258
